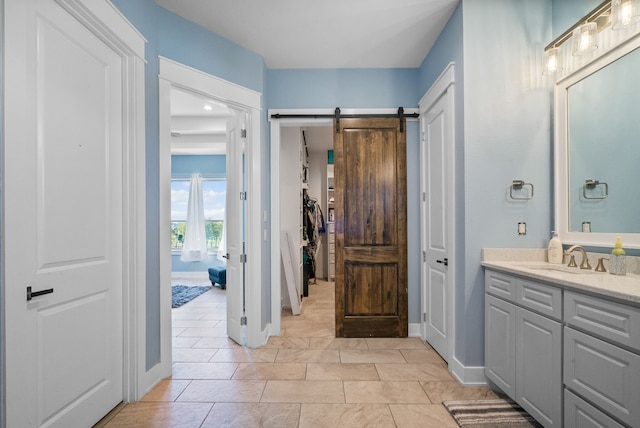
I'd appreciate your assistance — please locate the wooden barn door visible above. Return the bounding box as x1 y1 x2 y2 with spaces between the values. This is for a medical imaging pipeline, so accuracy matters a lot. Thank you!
334 118 408 337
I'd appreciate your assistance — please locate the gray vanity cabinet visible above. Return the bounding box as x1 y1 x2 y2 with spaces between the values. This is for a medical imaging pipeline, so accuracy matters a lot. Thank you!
485 271 562 428
563 291 640 428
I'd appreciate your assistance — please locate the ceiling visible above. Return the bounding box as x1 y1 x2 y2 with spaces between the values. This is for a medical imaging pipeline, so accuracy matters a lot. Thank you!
154 0 460 69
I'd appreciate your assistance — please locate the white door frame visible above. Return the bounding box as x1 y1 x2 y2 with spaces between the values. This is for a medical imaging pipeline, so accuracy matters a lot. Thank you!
158 57 263 359
2 0 147 406
269 109 417 336
419 63 456 373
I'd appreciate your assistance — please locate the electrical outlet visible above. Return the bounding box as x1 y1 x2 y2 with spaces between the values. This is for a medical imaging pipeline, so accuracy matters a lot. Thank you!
518 222 527 235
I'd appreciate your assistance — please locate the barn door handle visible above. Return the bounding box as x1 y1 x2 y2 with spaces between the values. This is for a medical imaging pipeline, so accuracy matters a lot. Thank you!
436 258 448 267
27 286 54 301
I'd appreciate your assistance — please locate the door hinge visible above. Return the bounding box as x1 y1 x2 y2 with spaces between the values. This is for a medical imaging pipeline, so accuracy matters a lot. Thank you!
240 191 247 200
241 129 247 138
423 313 427 322
422 251 426 262
241 316 247 325
240 253 247 263
423 192 426 201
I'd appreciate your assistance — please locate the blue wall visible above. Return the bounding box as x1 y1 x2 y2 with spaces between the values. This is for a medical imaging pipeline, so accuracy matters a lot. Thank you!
171 155 226 273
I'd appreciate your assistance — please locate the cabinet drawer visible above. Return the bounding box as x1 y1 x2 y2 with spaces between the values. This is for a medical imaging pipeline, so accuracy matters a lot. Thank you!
564 327 640 428
565 291 640 352
485 270 516 302
517 279 562 321
564 389 625 428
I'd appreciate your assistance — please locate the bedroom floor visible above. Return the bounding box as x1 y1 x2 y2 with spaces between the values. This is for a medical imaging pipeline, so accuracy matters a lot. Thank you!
96 278 498 427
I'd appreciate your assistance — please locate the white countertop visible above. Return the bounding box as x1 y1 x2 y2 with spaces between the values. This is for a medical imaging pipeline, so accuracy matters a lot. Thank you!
482 249 640 305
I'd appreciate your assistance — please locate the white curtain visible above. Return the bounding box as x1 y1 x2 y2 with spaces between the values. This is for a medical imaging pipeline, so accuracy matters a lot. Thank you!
180 174 209 262
216 207 227 263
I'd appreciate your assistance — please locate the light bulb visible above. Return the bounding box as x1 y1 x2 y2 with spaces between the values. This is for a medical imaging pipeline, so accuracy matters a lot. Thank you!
612 0 640 29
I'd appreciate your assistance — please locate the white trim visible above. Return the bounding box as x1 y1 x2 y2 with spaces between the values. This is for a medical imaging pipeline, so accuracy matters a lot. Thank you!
269 108 418 337
555 33 640 249
418 62 456 367
449 357 487 386
158 58 264 365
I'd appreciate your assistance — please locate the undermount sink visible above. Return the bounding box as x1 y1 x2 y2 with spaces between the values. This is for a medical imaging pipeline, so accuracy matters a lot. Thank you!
519 263 599 274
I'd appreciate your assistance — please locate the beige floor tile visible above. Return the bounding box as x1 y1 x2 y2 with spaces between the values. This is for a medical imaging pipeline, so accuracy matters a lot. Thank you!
340 349 406 363
192 337 242 349
264 337 311 349
172 327 186 337
283 326 334 337
102 402 212 427
232 362 307 380
275 348 340 363
299 404 396 428
420 381 500 403
400 349 446 364
94 402 127 427
306 363 379 381
344 381 430 404
171 337 200 348
171 362 238 380
172 319 221 328
310 338 368 350
210 347 278 363
366 338 429 350
141 379 191 402
375 363 454 382
201 403 300 428
389 404 459 428
176 327 228 337
261 380 345 403
177 379 266 403
172 348 216 363
171 313 206 320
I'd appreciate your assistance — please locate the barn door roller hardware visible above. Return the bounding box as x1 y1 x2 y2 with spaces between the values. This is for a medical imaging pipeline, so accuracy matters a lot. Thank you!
269 107 418 133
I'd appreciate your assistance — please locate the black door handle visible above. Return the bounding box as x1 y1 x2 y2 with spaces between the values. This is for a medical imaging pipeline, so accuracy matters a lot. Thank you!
436 258 449 267
27 286 54 301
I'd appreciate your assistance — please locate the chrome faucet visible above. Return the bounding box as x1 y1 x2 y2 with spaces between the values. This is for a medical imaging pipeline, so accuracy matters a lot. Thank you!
565 245 592 270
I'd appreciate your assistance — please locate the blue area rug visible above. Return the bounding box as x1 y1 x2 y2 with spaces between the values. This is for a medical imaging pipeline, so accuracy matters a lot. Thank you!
172 285 212 308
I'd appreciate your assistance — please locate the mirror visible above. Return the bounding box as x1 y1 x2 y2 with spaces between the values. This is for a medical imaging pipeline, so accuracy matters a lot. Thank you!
555 31 640 249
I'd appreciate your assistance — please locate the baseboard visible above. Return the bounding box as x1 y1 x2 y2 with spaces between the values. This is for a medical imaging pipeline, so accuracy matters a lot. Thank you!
448 356 487 386
408 323 421 337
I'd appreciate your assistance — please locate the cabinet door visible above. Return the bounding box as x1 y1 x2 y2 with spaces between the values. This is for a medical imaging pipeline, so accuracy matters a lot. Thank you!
485 294 516 399
516 307 562 427
564 389 625 428
564 327 640 427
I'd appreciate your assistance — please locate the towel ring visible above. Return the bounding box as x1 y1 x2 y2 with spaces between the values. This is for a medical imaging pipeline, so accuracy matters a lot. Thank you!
510 180 534 200
583 179 608 200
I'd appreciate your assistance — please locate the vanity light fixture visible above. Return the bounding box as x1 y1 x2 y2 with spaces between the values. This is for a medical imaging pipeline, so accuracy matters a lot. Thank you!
543 0 612 72
612 0 640 29
542 47 563 75
572 22 599 55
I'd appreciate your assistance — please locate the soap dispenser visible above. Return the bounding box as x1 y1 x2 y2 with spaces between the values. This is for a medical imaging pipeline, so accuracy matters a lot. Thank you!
610 236 626 276
547 231 563 264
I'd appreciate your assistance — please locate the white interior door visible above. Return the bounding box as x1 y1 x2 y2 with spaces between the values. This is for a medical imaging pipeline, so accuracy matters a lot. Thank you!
225 114 245 345
4 0 124 426
422 91 452 361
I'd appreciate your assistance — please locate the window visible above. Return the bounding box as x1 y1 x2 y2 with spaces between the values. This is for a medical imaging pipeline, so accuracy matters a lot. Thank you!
171 179 226 252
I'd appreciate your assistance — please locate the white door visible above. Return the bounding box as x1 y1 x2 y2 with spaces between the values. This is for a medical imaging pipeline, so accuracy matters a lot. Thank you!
4 0 124 426
422 91 453 361
225 114 245 345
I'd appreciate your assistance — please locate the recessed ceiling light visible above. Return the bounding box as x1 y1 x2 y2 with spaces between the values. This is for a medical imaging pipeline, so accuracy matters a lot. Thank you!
204 105 213 111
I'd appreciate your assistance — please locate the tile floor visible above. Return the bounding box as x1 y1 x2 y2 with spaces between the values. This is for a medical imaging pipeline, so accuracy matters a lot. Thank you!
96 278 498 427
